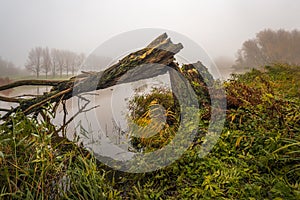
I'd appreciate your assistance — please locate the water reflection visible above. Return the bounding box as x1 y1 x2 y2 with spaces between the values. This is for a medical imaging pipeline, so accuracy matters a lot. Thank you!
69 74 171 161
0 75 171 162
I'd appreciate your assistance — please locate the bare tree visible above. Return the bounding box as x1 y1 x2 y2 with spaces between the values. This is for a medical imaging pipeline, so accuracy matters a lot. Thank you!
73 53 85 75
26 47 43 78
63 51 85 77
51 48 59 78
63 50 73 77
56 50 78 78
42 47 52 79
56 50 65 78
26 47 85 78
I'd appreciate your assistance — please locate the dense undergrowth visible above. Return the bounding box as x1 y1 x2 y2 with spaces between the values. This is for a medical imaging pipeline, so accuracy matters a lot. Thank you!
0 64 299 199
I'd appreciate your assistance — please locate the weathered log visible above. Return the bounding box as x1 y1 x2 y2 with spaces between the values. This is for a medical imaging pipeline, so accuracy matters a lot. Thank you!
0 33 184 119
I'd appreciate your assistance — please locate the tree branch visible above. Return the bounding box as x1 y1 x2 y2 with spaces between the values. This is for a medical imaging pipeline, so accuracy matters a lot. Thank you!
0 95 21 103
0 79 65 91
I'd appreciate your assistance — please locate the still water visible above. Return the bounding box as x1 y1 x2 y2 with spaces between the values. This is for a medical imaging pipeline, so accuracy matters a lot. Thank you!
0 74 171 161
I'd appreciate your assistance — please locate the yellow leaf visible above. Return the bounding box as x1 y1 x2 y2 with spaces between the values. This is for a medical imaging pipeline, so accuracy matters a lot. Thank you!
236 136 243 147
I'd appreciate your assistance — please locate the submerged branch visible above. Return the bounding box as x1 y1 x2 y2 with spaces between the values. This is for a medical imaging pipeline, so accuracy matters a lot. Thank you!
0 108 11 112
0 95 21 103
0 79 65 91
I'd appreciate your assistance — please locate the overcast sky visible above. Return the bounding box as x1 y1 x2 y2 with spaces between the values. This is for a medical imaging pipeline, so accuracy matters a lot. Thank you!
0 0 299 67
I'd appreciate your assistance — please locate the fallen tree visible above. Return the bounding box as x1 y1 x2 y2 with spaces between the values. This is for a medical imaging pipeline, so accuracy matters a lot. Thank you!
0 33 220 176
0 33 212 127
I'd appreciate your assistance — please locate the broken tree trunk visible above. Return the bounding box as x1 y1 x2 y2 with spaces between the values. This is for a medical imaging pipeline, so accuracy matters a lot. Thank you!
0 33 219 174
0 33 185 120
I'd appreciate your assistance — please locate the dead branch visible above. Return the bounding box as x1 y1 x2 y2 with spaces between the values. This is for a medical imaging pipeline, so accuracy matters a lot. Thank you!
0 95 21 103
0 108 11 112
55 98 99 134
0 79 65 91
13 94 42 98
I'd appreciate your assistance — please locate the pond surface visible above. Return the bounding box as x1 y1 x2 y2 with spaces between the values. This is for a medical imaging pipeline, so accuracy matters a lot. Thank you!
0 74 171 162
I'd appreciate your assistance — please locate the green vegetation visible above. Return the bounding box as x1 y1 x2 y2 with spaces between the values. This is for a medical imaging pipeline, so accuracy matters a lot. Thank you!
127 87 180 153
0 64 299 199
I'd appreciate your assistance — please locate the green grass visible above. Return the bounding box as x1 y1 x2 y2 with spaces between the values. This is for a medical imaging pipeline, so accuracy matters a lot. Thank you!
0 64 299 199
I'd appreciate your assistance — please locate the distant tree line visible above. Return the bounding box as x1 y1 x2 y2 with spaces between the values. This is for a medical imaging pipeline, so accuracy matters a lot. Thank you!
25 47 85 78
233 29 300 71
0 57 25 77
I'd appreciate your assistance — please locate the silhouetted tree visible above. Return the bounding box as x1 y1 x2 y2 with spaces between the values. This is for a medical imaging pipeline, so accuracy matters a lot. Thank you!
26 47 43 78
42 47 52 79
26 47 85 78
51 48 59 78
73 53 85 75
64 50 76 76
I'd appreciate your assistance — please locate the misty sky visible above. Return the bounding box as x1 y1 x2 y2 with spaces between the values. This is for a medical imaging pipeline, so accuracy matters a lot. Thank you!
0 0 299 67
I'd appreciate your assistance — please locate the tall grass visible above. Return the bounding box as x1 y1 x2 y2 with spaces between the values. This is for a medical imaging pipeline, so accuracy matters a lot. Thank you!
0 113 119 199
0 64 299 199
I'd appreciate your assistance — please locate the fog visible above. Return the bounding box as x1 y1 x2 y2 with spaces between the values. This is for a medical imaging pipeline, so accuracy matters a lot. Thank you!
0 0 300 69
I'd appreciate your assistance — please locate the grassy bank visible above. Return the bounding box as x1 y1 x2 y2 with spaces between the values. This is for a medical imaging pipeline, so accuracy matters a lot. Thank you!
0 64 299 199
